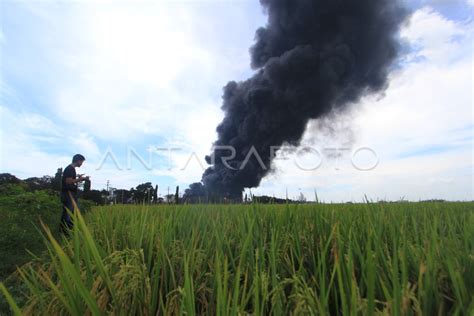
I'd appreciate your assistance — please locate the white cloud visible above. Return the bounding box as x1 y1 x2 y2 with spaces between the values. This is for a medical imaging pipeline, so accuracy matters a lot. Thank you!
44 2 260 141
69 133 101 161
401 7 470 64
0 105 69 177
0 28 5 44
1 1 264 189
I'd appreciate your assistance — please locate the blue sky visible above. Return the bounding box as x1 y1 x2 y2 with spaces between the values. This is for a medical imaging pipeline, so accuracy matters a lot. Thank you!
0 0 472 201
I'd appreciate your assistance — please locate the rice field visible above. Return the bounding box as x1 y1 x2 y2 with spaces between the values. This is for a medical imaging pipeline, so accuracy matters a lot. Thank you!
1 202 473 315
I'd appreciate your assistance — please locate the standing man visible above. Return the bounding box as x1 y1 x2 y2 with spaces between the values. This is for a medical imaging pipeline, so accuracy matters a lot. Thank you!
60 154 89 235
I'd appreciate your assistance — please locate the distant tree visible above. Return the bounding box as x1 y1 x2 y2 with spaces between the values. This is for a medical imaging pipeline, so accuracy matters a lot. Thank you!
129 188 136 204
0 173 26 195
24 176 52 191
135 182 153 203
83 178 91 193
0 173 21 185
83 189 104 205
51 168 62 192
114 189 131 204
100 189 109 204
149 187 155 204
175 186 180 204
253 195 294 204
153 185 158 204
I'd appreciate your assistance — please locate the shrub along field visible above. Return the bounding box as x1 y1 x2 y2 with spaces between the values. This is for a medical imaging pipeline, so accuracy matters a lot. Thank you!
0 185 61 281
1 202 473 315
0 182 94 314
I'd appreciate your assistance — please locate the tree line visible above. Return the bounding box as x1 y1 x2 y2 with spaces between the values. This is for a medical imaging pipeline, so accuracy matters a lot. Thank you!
0 171 180 205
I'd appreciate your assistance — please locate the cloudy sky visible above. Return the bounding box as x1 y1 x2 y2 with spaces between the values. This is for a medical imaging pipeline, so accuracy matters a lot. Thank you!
0 0 472 202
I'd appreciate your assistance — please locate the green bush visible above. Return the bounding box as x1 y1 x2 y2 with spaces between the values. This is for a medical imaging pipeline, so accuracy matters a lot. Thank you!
0 187 62 278
0 184 63 314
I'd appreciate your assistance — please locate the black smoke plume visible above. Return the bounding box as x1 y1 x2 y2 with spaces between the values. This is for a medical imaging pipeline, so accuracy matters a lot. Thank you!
184 0 408 201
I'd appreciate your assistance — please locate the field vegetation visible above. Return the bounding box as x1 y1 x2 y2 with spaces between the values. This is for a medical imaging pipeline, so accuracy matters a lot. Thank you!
1 202 473 315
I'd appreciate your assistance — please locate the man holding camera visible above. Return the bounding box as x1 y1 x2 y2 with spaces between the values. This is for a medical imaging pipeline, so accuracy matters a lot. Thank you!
60 154 89 235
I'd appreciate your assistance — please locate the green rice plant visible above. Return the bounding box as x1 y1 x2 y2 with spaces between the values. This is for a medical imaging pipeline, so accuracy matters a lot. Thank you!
0 202 473 315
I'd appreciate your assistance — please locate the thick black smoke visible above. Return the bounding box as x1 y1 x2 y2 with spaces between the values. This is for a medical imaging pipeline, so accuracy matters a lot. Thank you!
185 0 407 200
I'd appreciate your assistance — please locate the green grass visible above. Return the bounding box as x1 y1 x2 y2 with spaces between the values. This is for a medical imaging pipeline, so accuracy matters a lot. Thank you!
0 184 97 314
1 202 473 315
